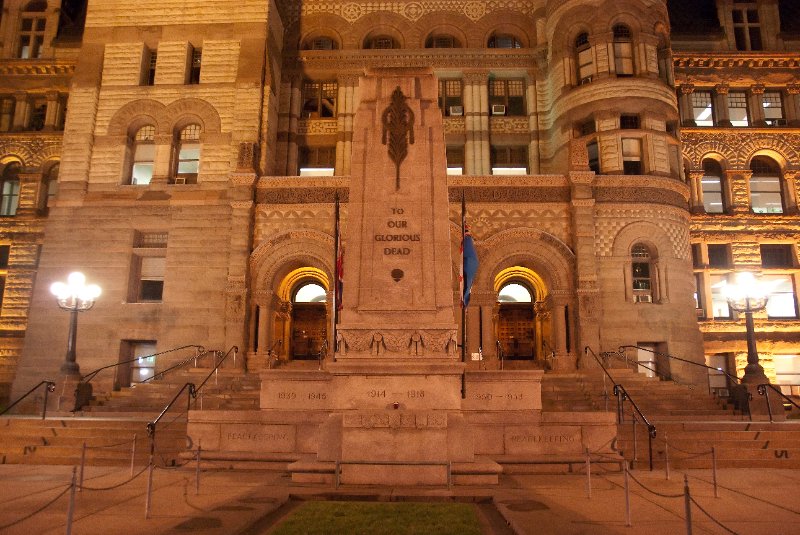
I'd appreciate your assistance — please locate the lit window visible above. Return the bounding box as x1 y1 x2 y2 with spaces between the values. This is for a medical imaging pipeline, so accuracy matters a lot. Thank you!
621 138 642 175
750 157 783 214
691 91 714 126
17 1 47 59
130 342 157 383
302 81 337 118
774 355 800 397
173 124 201 184
0 163 21 216
438 80 463 116
762 91 785 126
294 283 327 303
498 283 532 303
489 79 525 116
299 146 335 176
710 274 731 318
488 33 522 48
575 33 594 84
728 91 749 127
613 25 634 76
732 4 762 51
701 159 725 213
130 125 155 185
764 275 797 319
188 47 202 84
631 244 653 302
491 146 528 175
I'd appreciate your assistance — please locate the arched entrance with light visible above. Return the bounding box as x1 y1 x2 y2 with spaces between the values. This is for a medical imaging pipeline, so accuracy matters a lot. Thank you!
271 267 330 362
494 266 553 366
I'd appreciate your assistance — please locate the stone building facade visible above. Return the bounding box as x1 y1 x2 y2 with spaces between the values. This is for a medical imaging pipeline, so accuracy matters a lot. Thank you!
1 0 798 402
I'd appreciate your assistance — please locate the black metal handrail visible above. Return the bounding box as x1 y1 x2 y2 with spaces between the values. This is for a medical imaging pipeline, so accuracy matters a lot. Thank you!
617 345 743 386
0 380 56 419
756 383 800 423
146 382 196 454
194 346 239 395
80 344 205 385
138 346 211 384
585 346 656 470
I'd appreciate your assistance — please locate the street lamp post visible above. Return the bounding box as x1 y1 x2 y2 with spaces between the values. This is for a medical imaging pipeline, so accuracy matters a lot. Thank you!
51 272 101 376
724 272 770 384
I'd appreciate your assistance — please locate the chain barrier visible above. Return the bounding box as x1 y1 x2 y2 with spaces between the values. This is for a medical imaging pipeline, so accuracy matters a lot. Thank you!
688 496 739 535
660 438 713 456
626 470 685 499
80 465 149 491
0 484 71 530
680 471 800 517
83 438 135 450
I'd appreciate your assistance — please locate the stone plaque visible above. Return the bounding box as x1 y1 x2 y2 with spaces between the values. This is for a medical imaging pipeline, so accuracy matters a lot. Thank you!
504 426 583 455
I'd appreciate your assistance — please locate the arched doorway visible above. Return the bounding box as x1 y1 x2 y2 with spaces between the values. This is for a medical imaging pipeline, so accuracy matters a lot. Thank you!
290 282 328 359
494 267 552 365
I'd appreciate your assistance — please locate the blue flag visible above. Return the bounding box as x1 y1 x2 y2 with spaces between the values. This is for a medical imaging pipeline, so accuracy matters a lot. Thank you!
462 225 478 308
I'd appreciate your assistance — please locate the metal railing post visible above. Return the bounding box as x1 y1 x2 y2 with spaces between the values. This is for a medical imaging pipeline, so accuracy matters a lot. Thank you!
683 474 693 535
42 382 52 420
585 448 591 499
78 441 86 491
130 434 137 477
763 385 773 423
664 431 670 480
65 466 77 535
648 429 654 472
145 459 154 519
712 446 719 498
195 443 201 495
624 465 632 527
632 413 638 464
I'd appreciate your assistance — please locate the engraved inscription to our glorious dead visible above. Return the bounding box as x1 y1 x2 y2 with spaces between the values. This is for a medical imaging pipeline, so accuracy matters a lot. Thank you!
375 207 419 256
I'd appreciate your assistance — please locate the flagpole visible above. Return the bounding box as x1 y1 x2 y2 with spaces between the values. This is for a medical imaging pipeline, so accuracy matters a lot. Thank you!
461 191 467 399
333 192 340 361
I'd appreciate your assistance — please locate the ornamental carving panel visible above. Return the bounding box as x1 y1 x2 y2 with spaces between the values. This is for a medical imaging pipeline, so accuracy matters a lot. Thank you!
448 206 571 243
681 130 800 169
490 117 530 133
595 208 691 259
298 119 339 136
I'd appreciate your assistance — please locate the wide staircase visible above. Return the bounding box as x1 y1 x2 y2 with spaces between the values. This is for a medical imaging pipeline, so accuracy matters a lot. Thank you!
560 356 800 470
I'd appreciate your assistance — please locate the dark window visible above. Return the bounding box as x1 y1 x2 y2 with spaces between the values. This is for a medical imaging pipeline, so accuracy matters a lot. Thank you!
144 49 157 86
707 244 730 268
489 79 526 116
426 34 460 48
299 146 336 174
691 243 702 268
302 81 337 118
0 245 10 269
438 79 463 116
446 146 464 174
620 115 640 129
188 47 202 84
307 37 337 50
364 36 396 49
491 146 528 174
761 244 794 268
580 119 595 136
488 33 522 48
136 256 165 302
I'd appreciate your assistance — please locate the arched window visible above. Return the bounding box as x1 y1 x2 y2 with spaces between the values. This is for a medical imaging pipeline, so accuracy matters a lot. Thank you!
701 159 725 214
18 1 47 59
173 124 201 184
425 34 461 48
364 35 397 49
613 24 634 76
294 283 327 303
750 156 783 214
129 125 155 185
631 243 654 302
498 283 532 303
488 33 522 49
0 163 21 216
291 282 327 359
39 162 59 213
304 36 338 51
575 32 594 85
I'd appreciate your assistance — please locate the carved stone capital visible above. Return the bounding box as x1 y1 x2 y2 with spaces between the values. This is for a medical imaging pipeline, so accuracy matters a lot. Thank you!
787 83 800 95
463 71 488 85
679 84 695 95
750 84 766 95
714 83 729 95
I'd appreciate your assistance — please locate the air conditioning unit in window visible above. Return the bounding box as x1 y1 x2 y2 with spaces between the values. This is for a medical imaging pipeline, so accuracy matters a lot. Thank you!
579 76 593 85
634 294 653 303
491 104 506 116
770 118 788 127
449 106 464 116
696 308 706 319
173 176 187 185
715 388 730 398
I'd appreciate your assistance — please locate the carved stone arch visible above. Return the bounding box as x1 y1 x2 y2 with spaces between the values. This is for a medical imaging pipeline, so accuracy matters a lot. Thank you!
478 16 534 48
611 221 673 260
31 144 62 168
739 138 798 171
352 12 414 49
683 140 737 169
250 230 335 297
0 142 33 167
162 98 222 136
413 12 472 48
290 13 349 50
106 99 165 136
0 154 26 170
474 227 575 294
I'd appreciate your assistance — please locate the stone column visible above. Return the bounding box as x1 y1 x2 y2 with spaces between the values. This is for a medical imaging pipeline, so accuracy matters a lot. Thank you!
336 74 358 176
16 172 40 216
552 301 568 355
714 84 731 127
728 169 752 215
43 91 62 131
287 77 302 176
12 92 30 130
226 170 257 356
678 84 694 126
786 84 800 127
688 170 705 213
749 84 766 127
526 71 539 174
463 72 489 175
785 170 800 215
151 134 172 184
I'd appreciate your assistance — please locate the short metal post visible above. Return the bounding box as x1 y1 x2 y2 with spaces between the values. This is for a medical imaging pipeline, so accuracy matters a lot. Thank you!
65 466 77 535
648 431 653 472
130 434 137 477
78 441 86 492
195 444 201 495
335 461 340 489
145 458 154 519
585 448 592 499
624 465 632 527
712 446 719 498
764 386 773 423
632 415 638 464
664 431 670 481
42 384 50 420
683 474 693 535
